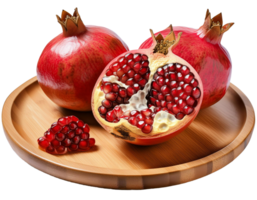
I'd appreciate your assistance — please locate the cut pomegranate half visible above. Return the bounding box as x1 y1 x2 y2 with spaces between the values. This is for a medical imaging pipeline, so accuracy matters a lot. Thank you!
92 25 203 146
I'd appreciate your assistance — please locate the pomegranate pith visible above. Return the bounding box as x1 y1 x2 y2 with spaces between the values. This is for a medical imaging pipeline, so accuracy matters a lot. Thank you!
37 116 95 155
92 25 203 146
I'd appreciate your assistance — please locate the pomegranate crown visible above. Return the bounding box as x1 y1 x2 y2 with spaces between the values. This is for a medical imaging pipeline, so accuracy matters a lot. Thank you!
151 25 182 55
198 9 234 43
56 8 87 37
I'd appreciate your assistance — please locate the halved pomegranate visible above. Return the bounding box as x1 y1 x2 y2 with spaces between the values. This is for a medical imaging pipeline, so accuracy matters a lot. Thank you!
92 25 203 146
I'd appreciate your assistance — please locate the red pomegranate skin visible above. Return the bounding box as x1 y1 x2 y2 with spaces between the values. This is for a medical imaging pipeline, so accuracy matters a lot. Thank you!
37 25 128 111
140 26 232 109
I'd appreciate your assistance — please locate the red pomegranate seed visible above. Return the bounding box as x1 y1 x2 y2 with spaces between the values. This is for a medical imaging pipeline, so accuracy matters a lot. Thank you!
119 57 127 66
127 87 136 96
192 87 201 99
113 106 123 117
184 106 194 115
127 59 135 67
89 138 95 147
62 138 71 147
176 113 185 120
38 137 49 149
176 64 182 72
177 72 184 81
144 72 150 80
77 120 84 128
137 121 145 129
133 83 140 91
176 87 183 96
142 60 149 67
136 114 145 121
128 117 138 125
184 72 194 83
103 83 113 94
184 84 193 94
67 130 75 139
179 92 188 100
139 67 148 75
172 104 180 114
75 128 83 135
133 54 142 62
122 64 130 73
127 70 135 78
134 74 142 82
110 63 120 72
56 132 65 141
186 96 196 106
58 117 68 126
46 145 54 153
44 131 55 141
141 108 152 117
161 100 167 107
152 81 160 91
112 83 119 92
106 69 113 76
51 139 61 148
150 97 156 104
155 100 161 107
116 68 125 77
120 74 129 83
102 99 112 108
157 77 165 86
155 107 162 113
142 124 152 134
125 53 133 60
73 136 80 144
131 110 140 117
174 97 179 103
162 107 169 112
124 97 130 104
170 81 178 88
83 124 90 133
133 62 142 72
141 54 148 61
161 85 170 95
181 66 190 75
158 93 165 100
179 81 185 87
81 132 89 140
145 117 153 125
170 72 176 80
167 102 175 110
190 79 198 87
126 78 134 86
138 79 147 87
118 88 127 98
98 106 107 115
152 90 158 98
178 99 186 109
79 140 88 150
165 94 173 102
157 68 164 76
69 122 77 130
106 92 118 101
116 96 123 104
167 63 175 71
69 144 78 151
51 124 62 133
106 111 116 122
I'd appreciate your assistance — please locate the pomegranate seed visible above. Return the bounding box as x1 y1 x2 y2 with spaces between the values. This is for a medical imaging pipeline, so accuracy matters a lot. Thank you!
170 72 176 80
51 139 61 148
192 87 201 99
139 67 148 75
174 97 179 103
127 70 135 78
176 113 185 120
157 68 164 76
103 83 113 94
158 93 165 100
98 106 107 115
184 106 194 115
136 114 145 121
67 130 75 139
152 81 160 91
73 136 80 144
110 63 120 72
176 64 182 72
51 124 62 133
155 100 161 107
60 125 70 134
83 124 90 133
121 74 129 83
179 92 188 100
127 59 135 67
144 72 150 80
142 60 149 67
77 120 84 128
179 81 185 87
157 77 165 86
133 83 140 91
69 144 78 151
79 140 88 150
89 138 95 147
133 54 141 62
44 131 55 141
122 64 130 73
124 97 130 104
190 79 198 87
177 72 184 81
106 69 113 76
162 107 169 112
161 85 170 95
75 128 83 135
172 104 180 114
38 137 49 149
184 72 194 83
134 74 142 82
142 124 152 134
176 87 183 96
155 107 162 113
151 113 156 118
178 99 186 109
127 87 135 96
69 122 77 130
126 78 134 86
145 117 153 125
116 68 125 77
186 96 196 106
58 117 68 126
106 111 116 122
150 97 156 104
181 66 190 75
131 110 140 117
119 57 127 66
116 96 124 104
167 102 175 110
56 133 65 141
141 108 152 117
184 84 193 94
167 63 175 71
170 81 178 88
102 99 112 108
56 146 66 154
62 138 71 147
113 106 123 117
152 90 158 98
118 88 127 98
133 62 142 72
106 92 118 101
165 94 173 102
163 65 169 72
171 88 178 97
81 132 89 140
138 79 147 87
125 53 133 60
128 117 138 125
137 121 145 129
161 100 167 107
112 83 120 92
141 54 148 61
46 145 54 153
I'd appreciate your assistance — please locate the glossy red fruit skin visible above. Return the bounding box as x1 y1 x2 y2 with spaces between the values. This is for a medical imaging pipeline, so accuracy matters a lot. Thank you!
37 10 129 111
139 20 232 109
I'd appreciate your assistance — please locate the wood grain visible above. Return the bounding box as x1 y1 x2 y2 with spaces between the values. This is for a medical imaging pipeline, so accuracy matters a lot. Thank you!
2 77 255 189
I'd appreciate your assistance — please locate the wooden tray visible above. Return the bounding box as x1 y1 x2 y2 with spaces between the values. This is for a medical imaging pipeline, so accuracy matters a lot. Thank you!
2 77 255 189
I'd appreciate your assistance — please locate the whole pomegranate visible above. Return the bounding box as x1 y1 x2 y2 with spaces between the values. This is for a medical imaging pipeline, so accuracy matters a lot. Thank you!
92 25 203 146
37 8 129 111
139 9 234 109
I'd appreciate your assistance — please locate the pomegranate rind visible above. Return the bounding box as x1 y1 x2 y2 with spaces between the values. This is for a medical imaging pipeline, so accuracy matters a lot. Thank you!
92 47 203 145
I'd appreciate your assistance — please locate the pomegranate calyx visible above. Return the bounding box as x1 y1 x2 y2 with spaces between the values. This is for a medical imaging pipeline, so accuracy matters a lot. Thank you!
151 25 182 55
198 9 234 44
56 7 87 37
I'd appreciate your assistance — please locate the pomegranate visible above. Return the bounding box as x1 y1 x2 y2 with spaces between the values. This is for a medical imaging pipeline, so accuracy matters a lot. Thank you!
37 8 128 111
37 115 95 154
92 25 203 146
139 9 234 109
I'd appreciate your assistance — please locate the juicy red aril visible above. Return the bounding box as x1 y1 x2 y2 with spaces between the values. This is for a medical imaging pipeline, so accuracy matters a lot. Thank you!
98 106 107 115
147 63 201 120
125 53 133 60
142 124 152 134
102 99 112 108
106 111 116 122
141 108 152 117
145 117 153 125
103 83 112 94
37 116 95 155
137 121 145 129
119 88 127 98
106 92 118 101
112 83 119 92
110 63 119 72
133 54 141 62
128 117 138 126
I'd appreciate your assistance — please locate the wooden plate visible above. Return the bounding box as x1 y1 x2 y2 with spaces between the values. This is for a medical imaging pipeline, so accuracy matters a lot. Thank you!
2 77 255 189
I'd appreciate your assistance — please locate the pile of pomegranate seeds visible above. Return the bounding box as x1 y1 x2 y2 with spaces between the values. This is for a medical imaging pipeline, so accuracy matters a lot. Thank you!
98 60 201 134
37 115 95 155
